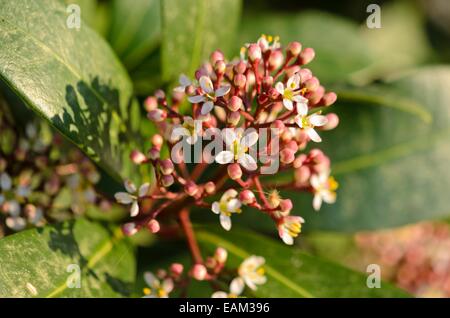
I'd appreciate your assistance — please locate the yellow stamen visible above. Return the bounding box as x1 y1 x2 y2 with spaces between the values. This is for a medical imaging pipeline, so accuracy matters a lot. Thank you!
143 287 151 295
328 177 339 191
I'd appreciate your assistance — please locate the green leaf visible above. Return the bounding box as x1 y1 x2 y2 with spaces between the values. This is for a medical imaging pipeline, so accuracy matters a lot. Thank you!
161 0 242 82
0 219 135 297
196 227 409 297
0 0 142 183
108 0 161 70
238 11 375 84
293 66 450 231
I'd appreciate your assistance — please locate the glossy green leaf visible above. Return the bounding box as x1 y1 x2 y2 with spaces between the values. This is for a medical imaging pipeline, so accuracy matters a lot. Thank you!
161 0 242 81
0 219 135 297
108 0 161 70
0 0 142 183
196 227 409 297
293 66 450 231
238 11 376 84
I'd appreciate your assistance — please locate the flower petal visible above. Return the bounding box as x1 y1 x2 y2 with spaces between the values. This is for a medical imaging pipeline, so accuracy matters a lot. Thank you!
241 131 258 148
114 192 134 204
222 129 237 146
179 74 191 87
130 201 139 217
199 76 214 94
283 98 293 111
222 189 238 201
211 291 228 298
219 214 232 231
212 202 221 214
215 85 231 97
309 114 328 127
230 277 245 296
144 272 158 288
238 154 257 171
306 128 322 142
312 194 322 211
201 101 214 115
275 82 285 95
322 191 337 204
295 100 308 116
215 151 234 164
188 95 206 103
227 198 242 213
162 278 174 293
287 73 300 89
139 183 150 197
124 180 137 194
280 230 294 245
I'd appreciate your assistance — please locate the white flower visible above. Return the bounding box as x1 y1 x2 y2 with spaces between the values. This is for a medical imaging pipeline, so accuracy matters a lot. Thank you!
211 189 242 231
238 256 267 290
174 74 192 93
257 34 280 52
114 180 150 217
278 215 304 245
143 272 174 298
188 76 230 115
310 173 338 211
294 103 328 143
0 172 12 191
6 216 26 231
275 73 307 111
211 277 245 298
215 129 258 171
171 116 202 145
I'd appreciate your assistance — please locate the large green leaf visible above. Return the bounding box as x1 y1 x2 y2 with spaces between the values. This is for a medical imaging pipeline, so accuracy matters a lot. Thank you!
0 0 141 183
238 11 376 84
292 66 450 231
195 227 409 297
108 0 161 70
0 219 135 297
161 0 242 81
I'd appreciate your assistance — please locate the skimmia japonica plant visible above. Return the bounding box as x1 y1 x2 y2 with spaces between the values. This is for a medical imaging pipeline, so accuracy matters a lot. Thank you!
115 36 339 297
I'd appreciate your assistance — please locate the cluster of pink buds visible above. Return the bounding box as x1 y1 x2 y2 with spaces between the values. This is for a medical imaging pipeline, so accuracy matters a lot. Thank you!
142 247 266 298
116 35 339 247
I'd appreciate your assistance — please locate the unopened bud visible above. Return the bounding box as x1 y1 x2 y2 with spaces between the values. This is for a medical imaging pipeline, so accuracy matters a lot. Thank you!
154 89 166 100
170 263 184 277
215 247 228 264
152 134 164 148
228 96 243 112
122 222 138 236
248 44 262 61
271 120 285 135
304 77 320 92
148 147 160 160
263 76 274 90
322 113 339 130
147 219 160 233
234 74 246 89
234 60 247 74
239 190 256 205
280 199 293 213
280 148 295 164
269 50 284 71
295 165 311 184
205 182 216 194
184 180 199 197
144 96 158 112
227 111 241 126
130 150 147 164
210 50 224 65
161 174 174 187
287 41 302 57
298 47 315 65
159 159 174 175
191 264 207 281
214 60 226 75
298 68 312 82
227 163 243 180
148 109 167 122
321 92 337 107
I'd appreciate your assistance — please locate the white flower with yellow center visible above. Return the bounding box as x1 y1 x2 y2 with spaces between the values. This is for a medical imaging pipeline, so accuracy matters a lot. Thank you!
171 116 202 145
278 215 304 245
211 277 245 298
275 73 307 111
294 102 328 143
311 172 338 211
188 76 230 115
211 189 242 231
215 129 258 171
143 272 174 298
114 180 150 217
238 256 267 290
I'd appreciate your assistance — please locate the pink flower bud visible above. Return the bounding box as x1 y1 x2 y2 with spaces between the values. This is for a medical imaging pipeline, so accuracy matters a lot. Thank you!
205 182 216 194
234 74 246 89
144 96 158 112
227 163 243 180
161 174 174 187
287 41 302 57
210 50 224 65
271 120 285 136
298 68 312 82
322 113 339 130
240 190 256 205
147 219 160 233
152 134 164 148
306 86 324 105
214 60 226 75
148 147 160 160
285 65 301 79
130 150 147 164
268 87 280 100
304 77 320 91
147 109 167 122
154 89 166 100
321 92 337 107
269 50 284 71
191 264 207 281
298 47 315 65
246 71 256 87
280 199 293 213
280 148 295 164
286 140 299 152
159 159 174 175
262 75 274 90
170 263 184 277
214 247 228 264
184 180 199 197
122 222 138 236
295 166 311 184
227 111 241 126
234 61 247 74
228 96 243 112
293 154 307 168
248 44 262 61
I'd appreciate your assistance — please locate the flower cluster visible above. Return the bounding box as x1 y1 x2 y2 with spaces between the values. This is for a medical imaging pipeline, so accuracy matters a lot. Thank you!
142 247 266 298
116 36 339 247
0 104 112 237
